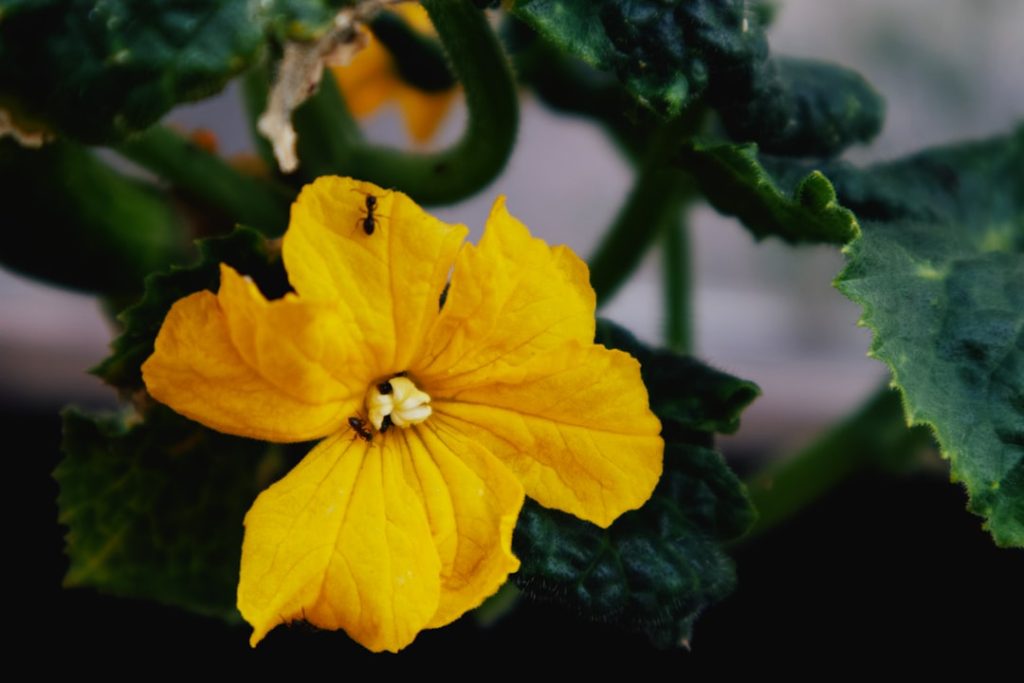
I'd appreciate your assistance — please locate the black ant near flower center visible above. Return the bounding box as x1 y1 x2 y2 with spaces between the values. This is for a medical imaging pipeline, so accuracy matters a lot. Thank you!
348 416 373 442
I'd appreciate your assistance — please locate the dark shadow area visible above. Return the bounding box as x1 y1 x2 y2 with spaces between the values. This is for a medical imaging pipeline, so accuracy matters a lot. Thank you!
11 405 1021 672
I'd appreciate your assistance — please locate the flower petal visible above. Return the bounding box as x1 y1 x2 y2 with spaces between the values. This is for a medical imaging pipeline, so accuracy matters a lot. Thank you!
216 264 371 405
331 26 398 117
284 176 467 374
238 432 442 652
416 195 595 389
394 423 524 627
141 270 362 442
432 343 663 528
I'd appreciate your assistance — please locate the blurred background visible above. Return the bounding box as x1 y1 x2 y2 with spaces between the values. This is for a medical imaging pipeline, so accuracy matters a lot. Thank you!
3 0 1022 461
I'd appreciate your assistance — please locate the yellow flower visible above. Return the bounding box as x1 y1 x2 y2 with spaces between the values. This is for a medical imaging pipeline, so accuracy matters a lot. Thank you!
141 176 663 652
333 3 457 144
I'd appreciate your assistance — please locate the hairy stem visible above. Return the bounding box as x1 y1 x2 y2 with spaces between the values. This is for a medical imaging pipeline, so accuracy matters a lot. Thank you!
116 127 292 236
589 119 693 305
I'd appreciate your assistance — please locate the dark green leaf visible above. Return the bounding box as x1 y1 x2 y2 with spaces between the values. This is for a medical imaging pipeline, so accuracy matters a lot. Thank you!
0 0 347 143
56 407 288 619
509 0 730 118
513 319 757 647
596 319 760 434
0 139 187 293
677 138 859 244
510 1 882 155
94 227 288 392
834 127 1024 547
717 57 884 158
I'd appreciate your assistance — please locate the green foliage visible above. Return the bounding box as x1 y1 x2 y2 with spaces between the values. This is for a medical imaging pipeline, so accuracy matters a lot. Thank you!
510 0 704 117
95 227 287 393
595 319 760 434
510 0 882 156
0 139 187 294
0 0 348 143
58 224 296 619
722 56 884 158
513 319 758 647
677 138 859 244
56 407 288 620
833 128 1024 547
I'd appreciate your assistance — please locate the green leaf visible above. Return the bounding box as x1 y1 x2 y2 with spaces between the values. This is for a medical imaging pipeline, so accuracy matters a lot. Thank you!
834 127 1024 547
718 57 884 158
677 138 859 244
595 319 760 434
0 0 346 143
56 406 288 619
509 1 882 155
510 0 724 118
0 139 187 294
513 319 757 647
94 227 287 392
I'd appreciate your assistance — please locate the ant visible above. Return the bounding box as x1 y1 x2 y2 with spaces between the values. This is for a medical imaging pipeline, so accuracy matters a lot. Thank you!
352 191 385 236
348 416 374 442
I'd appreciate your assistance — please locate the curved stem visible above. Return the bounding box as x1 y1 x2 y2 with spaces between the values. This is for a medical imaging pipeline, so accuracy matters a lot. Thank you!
743 386 933 540
370 11 454 92
295 0 519 205
116 127 293 236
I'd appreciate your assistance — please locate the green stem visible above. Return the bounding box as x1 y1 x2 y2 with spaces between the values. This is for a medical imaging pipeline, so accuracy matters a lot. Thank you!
1 140 187 295
241 63 289 172
116 127 293 236
661 201 692 353
589 121 692 305
292 73 363 179
744 386 933 539
370 11 455 92
294 0 519 205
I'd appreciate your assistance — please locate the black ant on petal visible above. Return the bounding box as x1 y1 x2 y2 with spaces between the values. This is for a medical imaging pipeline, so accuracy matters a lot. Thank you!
348 416 373 442
352 191 385 236
360 195 378 235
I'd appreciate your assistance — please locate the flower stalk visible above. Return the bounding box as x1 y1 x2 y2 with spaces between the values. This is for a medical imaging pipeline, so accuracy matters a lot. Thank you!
116 127 292 236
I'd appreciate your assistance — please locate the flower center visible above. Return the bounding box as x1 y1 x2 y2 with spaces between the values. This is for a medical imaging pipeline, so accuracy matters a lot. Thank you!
366 375 432 432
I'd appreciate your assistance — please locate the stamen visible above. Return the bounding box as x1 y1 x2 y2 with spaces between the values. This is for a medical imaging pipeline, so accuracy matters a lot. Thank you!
366 376 431 430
